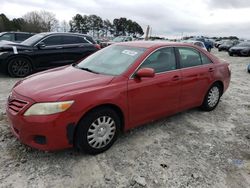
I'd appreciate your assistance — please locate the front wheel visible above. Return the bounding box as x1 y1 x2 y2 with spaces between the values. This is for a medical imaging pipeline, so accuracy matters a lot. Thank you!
75 107 120 154
201 83 222 111
7 57 32 77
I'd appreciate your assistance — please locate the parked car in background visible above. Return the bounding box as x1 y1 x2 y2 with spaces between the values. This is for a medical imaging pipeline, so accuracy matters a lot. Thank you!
218 40 239 51
0 32 34 43
6 41 231 154
100 36 133 48
190 37 213 51
228 42 250 56
0 32 100 77
182 40 207 51
214 40 227 48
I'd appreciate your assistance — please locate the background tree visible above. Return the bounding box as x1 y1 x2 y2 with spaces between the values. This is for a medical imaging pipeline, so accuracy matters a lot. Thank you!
70 14 89 33
0 14 13 31
60 20 70 32
22 11 59 32
88 15 103 37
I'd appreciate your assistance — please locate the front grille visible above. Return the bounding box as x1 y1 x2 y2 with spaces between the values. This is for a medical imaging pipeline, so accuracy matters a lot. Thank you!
8 99 28 114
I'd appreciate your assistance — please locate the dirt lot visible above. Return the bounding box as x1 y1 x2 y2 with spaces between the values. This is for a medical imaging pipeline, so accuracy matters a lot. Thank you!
0 49 250 188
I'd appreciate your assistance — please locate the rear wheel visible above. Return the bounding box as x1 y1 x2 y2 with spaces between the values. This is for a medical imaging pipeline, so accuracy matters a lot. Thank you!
75 107 120 154
201 83 222 111
8 57 32 77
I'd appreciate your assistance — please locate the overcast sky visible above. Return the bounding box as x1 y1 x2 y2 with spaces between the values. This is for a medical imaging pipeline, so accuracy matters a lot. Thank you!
1 0 250 38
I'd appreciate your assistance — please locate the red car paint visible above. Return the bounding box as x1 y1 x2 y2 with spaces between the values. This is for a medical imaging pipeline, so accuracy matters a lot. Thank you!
6 42 231 151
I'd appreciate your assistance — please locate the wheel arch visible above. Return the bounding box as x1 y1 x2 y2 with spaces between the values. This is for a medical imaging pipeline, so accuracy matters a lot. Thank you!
212 80 224 95
6 54 34 70
73 103 125 146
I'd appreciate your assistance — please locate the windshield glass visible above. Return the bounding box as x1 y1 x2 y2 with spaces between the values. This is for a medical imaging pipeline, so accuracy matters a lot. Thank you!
237 42 250 47
21 34 45 46
76 45 146 76
112 36 125 42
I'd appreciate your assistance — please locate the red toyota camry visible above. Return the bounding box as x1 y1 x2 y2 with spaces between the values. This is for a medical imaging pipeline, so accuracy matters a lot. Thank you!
6 41 231 154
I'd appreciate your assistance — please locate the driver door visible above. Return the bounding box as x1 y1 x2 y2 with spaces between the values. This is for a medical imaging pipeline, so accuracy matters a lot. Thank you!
127 47 181 129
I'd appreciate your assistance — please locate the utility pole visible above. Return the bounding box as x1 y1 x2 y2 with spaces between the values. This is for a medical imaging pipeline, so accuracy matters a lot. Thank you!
145 25 150 41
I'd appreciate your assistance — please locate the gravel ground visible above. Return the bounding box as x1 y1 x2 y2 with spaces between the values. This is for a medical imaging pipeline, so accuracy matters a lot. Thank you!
0 49 250 188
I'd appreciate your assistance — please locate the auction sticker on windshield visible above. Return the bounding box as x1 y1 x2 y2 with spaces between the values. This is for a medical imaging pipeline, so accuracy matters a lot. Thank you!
122 50 138 56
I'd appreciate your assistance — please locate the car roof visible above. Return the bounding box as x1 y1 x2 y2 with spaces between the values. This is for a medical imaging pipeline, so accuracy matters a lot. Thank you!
39 32 92 38
0 31 34 34
114 41 199 49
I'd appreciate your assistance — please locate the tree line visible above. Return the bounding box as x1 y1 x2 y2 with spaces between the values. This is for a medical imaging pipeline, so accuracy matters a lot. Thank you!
69 14 144 37
0 11 59 33
0 11 144 38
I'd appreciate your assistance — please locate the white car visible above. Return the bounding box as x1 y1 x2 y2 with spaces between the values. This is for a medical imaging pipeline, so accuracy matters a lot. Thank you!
182 40 207 51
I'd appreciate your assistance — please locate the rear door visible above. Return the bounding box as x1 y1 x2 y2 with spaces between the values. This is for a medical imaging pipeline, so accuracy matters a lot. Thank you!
176 47 215 110
127 47 181 128
62 35 98 64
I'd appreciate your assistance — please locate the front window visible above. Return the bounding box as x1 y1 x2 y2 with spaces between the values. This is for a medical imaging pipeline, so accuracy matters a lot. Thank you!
76 45 146 75
140 47 177 73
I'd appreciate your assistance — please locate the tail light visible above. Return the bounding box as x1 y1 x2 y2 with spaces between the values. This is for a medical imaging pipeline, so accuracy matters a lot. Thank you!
94 44 101 50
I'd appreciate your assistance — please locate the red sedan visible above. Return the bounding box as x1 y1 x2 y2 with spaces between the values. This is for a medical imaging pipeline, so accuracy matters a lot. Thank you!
6 42 231 154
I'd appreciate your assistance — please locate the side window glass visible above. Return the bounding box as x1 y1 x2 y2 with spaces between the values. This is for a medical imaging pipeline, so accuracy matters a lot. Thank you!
200 53 212 64
42 36 62 46
77 37 88 44
0 33 15 41
140 47 176 73
16 34 31 41
178 48 202 68
62 36 79 44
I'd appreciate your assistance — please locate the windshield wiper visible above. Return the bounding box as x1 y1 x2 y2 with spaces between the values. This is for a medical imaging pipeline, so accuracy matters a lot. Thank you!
76 66 99 74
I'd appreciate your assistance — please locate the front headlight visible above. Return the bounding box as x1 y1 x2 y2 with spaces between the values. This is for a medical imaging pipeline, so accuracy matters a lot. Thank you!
24 101 74 116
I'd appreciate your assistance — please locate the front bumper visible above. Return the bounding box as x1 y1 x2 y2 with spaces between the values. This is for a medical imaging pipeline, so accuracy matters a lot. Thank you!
6 91 77 151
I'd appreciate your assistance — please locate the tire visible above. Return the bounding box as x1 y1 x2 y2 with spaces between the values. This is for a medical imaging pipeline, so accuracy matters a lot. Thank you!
7 57 32 77
247 64 250 73
229 52 233 56
75 107 120 154
207 47 211 52
218 48 221 52
201 83 222 111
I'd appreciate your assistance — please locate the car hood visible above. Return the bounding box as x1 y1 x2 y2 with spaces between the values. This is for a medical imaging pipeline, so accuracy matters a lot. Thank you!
0 42 32 52
13 65 114 102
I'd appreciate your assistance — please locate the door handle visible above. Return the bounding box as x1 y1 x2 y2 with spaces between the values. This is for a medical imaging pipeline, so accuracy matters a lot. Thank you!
172 75 180 81
209 68 214 72
56 46 63 49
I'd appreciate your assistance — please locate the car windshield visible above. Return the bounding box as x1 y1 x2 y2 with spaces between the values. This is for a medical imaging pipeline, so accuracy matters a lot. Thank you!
76 45 146 76
21 34 45 46
112 36 125 42
237 42 250 47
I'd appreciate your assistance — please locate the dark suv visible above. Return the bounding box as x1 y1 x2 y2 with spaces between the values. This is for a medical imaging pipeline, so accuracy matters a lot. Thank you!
0 32 34 43
0 32 100 77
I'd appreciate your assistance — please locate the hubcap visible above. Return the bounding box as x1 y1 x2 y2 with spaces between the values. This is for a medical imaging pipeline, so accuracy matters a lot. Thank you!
87 116 116 149
11 59 30 77
207 86 220 107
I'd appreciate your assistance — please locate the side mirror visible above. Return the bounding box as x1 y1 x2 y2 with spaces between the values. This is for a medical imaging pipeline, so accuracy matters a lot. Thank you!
135 68 155 78
37 42 46 49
